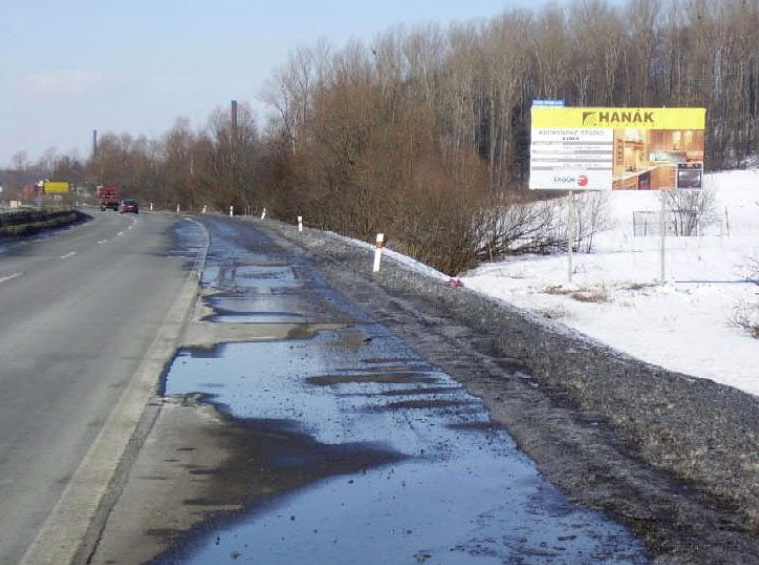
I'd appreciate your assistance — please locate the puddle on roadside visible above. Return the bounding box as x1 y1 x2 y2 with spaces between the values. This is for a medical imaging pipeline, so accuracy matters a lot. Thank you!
155 324 649 565
202 263 299 290
198 268 358 326
151 224 649 564
306 373 434 385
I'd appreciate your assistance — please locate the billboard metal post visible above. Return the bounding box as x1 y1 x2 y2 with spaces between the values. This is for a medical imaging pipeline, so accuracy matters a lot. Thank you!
660 191 667 283
567 192 575 283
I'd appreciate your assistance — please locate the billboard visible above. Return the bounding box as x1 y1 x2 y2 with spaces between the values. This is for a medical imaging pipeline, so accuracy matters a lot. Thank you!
43 181 70 194
529 107 706 191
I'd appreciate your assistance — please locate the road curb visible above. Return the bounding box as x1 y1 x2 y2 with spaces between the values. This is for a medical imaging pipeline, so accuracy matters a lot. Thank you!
19 218 209 565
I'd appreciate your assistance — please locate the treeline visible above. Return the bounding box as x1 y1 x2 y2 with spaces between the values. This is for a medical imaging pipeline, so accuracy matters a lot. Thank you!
36 0 759 273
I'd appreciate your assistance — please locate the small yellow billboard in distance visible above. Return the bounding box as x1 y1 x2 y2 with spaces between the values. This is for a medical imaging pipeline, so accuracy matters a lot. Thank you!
43 181 70 194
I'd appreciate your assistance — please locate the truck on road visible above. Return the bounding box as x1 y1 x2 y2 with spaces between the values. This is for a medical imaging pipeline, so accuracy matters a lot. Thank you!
97 185 120 211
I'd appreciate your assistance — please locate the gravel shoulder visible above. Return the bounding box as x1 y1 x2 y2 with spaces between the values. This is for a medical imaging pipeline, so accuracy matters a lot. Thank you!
253 218 759 565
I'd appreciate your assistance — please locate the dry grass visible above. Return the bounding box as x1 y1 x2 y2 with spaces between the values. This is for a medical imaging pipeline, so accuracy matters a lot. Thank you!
570 289 611 303
544 284 610 304
622 282 657 292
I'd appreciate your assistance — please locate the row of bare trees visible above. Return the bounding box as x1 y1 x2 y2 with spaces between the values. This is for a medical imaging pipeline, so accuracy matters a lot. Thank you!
75 106 260 214
265 0 759 186
5 0 757 274
252 0 759 271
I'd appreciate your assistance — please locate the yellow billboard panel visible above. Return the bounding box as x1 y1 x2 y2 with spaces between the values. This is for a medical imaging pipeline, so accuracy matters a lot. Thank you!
531 107 706 130
530 106 706 190
43 181 70 194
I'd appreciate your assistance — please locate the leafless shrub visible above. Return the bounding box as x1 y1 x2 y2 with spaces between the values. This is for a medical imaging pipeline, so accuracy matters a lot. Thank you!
473 190 612 261
667 187 718 237
732 250 759 339
746 252 759 282
474 193 565 260
731 300 759 339
573 191 613 253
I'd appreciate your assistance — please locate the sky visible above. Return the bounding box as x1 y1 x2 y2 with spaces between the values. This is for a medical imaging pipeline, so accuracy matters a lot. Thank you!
0 0 569 168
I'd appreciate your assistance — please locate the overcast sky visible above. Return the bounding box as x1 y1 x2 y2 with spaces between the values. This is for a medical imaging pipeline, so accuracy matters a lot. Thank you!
2 0 570 168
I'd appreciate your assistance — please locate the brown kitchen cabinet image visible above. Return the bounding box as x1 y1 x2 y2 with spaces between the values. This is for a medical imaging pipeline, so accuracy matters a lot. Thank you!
613 175 639 189
651 164 676 189
613 133 647 178
648 129 704 155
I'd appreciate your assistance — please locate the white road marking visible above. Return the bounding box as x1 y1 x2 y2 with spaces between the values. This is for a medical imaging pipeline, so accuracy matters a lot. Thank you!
98 239 108 244
117 231 124 237
0 271 23 285
60 252 76 260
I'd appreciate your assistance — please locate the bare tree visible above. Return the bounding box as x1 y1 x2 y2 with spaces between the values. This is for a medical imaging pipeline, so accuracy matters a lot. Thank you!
11 151 28 171
667 188 718 236
201 104 259 213
574 191 613 252
623 0 661 106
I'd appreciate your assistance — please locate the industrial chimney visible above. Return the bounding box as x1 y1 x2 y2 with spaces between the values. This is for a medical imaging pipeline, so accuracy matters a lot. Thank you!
231 100 238 139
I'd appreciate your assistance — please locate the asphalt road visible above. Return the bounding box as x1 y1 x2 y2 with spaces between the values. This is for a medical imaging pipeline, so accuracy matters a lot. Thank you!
0 209 196 565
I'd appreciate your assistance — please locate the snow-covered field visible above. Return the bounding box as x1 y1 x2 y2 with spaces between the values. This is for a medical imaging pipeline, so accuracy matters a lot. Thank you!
459 170 759 396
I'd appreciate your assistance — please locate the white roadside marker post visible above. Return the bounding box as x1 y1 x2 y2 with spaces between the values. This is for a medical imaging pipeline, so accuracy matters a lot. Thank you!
373 233 384 273
298 216 303 232
229 206 234 217
202 205 207 214
261 207 266 220
176 204 180 214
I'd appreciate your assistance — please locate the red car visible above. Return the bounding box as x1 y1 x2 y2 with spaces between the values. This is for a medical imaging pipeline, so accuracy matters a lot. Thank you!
119 199 139 214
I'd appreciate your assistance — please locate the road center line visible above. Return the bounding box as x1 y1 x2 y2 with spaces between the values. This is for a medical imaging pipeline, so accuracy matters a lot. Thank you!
98 240 108 244
0 271 23 285
117 231 124 237
60 252 76 260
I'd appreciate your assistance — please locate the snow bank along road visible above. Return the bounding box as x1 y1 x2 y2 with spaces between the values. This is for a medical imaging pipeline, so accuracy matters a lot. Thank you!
88 215 759 565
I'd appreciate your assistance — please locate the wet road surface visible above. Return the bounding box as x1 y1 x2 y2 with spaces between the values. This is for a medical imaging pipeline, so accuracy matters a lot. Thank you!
0 211 194 565
91 216 650 564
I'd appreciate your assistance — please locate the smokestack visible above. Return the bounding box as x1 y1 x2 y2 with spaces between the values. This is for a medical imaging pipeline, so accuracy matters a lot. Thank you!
231 100 238 139
92 130 98 157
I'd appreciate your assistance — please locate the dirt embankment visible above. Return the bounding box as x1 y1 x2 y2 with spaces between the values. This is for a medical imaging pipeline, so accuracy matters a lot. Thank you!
0 209 90 239
253 218 759 565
